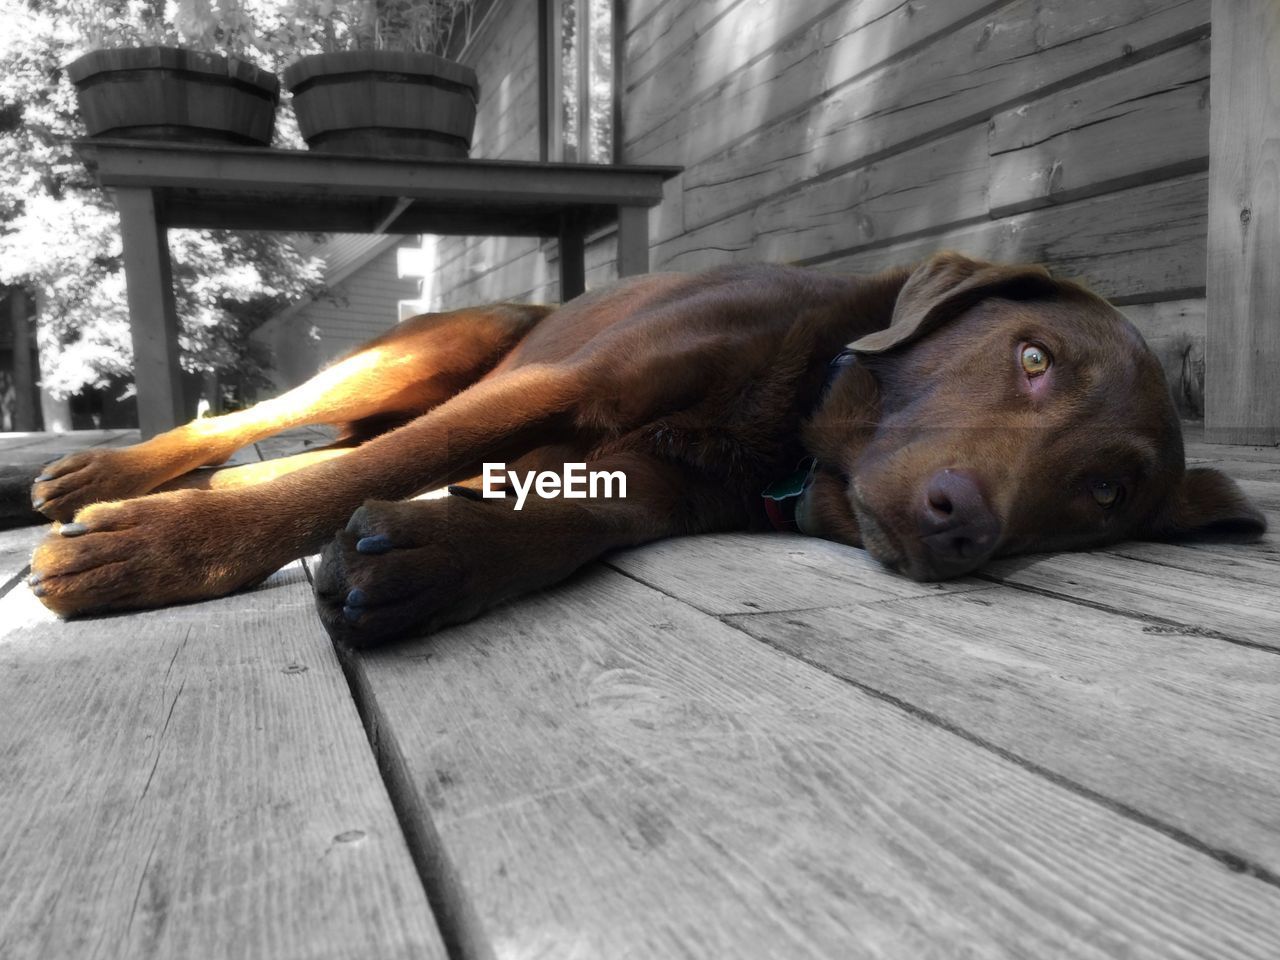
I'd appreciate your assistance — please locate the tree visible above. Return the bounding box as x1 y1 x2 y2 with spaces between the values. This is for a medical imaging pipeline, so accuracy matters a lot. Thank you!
0 0 326 415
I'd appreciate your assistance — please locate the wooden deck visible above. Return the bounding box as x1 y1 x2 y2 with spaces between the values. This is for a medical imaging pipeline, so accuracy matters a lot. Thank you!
1 427 1278 959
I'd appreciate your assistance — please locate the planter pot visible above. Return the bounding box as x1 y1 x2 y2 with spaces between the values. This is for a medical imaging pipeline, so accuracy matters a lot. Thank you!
67 46 279 146
284 51 479 158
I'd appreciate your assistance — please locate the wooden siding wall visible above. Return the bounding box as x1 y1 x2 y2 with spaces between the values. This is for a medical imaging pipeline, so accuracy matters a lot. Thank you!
432 0 554 310
256 246 419 390
434 0 1213 415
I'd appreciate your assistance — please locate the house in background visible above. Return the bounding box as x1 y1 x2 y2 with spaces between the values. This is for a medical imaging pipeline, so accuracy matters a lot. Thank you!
252 233 435 392
2 234 435 431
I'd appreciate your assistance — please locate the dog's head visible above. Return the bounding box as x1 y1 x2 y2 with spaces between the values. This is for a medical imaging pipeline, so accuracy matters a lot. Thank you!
811 251 1266 580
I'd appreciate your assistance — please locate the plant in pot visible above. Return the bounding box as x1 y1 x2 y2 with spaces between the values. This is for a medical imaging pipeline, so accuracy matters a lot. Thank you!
66 0 280 147
282 0 480 158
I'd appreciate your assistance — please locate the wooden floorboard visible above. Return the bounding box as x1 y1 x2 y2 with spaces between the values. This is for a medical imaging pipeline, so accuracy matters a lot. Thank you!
350 566 1280 959
0 429 138 456
0 431 445 960
0 565 445 960
979 550 1280 650
4 426 1278 957
608 531 986 615
730 583 1280 877
0 526 45 596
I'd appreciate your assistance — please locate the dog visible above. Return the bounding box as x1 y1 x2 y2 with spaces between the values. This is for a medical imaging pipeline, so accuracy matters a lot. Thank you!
26 252 1265 647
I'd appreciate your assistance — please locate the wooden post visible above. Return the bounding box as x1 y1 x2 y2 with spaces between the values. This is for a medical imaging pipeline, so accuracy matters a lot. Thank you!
558 213 586 301
116 188 185 438
34 287 71 432
1205 0 1280 445
540 0 564 162
576 0 590 161
7 289 39 431
616 205 650 277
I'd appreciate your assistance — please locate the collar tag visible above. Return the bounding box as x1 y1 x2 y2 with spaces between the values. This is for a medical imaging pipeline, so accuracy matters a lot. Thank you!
762 458 817 501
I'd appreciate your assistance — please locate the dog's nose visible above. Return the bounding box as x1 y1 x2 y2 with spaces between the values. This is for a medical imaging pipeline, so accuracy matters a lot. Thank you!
917 469 1001 577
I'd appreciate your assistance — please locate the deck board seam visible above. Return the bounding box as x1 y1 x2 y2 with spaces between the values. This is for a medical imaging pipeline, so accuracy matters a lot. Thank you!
727 617 1280 890
337 648 493 960
0 565 30 601
975 573 1280 655
703 582 1001 620
612 557 1280 882
604 558 720 615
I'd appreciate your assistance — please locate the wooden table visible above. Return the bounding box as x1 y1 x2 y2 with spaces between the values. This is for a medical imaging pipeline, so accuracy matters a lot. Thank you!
74 139 680 438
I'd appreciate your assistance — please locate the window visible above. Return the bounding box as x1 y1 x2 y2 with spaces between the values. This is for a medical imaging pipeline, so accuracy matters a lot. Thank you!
542 0 617 163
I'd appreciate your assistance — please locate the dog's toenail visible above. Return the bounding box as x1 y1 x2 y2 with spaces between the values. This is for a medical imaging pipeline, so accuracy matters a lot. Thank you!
60 522 89 537
346 588 368 607
28 572 42 586
34 472 52 481
32 584 46 597
342 604 362 622
356 535 394 554
31 497 44 509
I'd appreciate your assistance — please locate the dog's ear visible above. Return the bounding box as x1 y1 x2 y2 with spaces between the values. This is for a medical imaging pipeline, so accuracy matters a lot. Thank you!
1149 467 1267 539
850 251 1060 355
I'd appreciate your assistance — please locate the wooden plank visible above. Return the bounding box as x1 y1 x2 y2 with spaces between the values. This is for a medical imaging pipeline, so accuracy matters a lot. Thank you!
729 583 1280 877
465 0 540 160
80 142 679 210
805 172 1207 303
0 566 445 960
676 123 992 268
1185 457 1280 483
626 0 678 36
624 0 745 85
1183 423 1280 463
658 0 1208 222
1237 477 1280 513
352 566 1280 958
1182 460 1280 483
988 38 1210 216
610 531 988 615
626 0 998 166
437 240 552 310
251 425 339 463
1205 0 1280 444
1103 533 1279 576
1121 299 1206 419
115 188 185 439
0 429 137 456
0 525 45 596
982 549 1280 649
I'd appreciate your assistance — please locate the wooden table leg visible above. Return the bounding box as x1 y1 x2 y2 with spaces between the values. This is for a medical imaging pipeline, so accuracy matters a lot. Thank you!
558 214 586 301
116 187 185 439
617 205 650 277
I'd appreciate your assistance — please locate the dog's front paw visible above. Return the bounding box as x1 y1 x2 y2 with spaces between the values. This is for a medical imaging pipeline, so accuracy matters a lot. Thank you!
29 491 273 616
314 499 472 648
32 448 165 522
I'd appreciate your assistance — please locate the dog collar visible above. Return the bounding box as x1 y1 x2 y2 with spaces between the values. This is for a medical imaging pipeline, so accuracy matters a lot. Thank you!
761 349 857 532
762 457 817 531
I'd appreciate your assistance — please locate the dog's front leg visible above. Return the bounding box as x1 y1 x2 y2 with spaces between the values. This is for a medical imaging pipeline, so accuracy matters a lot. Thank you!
29 365 585 617
314 455 746 647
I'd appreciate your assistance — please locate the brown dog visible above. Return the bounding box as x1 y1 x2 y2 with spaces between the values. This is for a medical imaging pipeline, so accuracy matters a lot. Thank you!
27 252 1265 646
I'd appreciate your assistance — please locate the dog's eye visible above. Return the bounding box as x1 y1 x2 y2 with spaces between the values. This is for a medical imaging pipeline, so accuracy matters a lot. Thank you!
1020 343 1051 377
1089 479 1124 509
